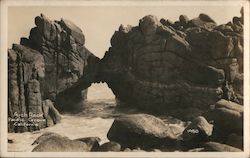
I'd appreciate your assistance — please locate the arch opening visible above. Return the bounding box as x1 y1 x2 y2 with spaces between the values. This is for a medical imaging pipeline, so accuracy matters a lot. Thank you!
87 83 115 102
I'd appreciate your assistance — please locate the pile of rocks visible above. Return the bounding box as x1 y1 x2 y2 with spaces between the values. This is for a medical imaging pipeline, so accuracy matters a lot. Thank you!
32 99 243 152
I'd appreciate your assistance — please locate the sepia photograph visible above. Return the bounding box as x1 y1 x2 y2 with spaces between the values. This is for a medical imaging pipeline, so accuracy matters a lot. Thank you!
0 0 249 157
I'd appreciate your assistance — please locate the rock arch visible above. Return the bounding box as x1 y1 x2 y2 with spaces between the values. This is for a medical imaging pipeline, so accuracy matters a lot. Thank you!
8 11 243 132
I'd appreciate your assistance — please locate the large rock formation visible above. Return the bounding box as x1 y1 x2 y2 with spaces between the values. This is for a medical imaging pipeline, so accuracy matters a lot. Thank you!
98 11 243 119
8 10 244 132
21 14 99 111
8 44 61 132
8 14 97 132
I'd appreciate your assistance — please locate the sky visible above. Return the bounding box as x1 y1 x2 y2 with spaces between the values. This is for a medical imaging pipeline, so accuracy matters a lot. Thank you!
8 5 242 58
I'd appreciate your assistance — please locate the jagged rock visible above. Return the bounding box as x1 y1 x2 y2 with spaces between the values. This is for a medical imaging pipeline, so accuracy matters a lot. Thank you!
32 134 88 152
160 18 174 26
100 14 232 119
107 114 177 149
233 16 243 26
182 116 213 147
179 15 189 28
8 44 45 133
226 133 243 150
232 74 243 104
74 137 101 151
9 11 244 128
139 15 159 36
203 142 242 152
139 15 160 43
26 79 45 131
60 18 85 45
24 14 96 111
27 12 243 121
42 99 62 127
215 24 234 34
98 141 121 152
188 17 216 30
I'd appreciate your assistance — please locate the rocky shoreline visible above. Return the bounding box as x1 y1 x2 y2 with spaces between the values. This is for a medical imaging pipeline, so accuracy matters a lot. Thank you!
31 99 243 152
8 8 244 152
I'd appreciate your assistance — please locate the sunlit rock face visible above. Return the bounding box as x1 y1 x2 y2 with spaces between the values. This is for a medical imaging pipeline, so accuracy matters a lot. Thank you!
20 14 99 110
8 14 98 132
100 13 243 119
8 44 61 132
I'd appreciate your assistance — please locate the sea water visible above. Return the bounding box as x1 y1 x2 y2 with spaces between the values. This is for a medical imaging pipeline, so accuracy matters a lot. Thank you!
8 83 186 152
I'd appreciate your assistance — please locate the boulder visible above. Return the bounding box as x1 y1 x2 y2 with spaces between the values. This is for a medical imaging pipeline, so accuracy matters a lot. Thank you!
139 15 159 36
206 99 243 141
203 142 242 152
74 137 101 151
182 116 213 147
32 135 88 152
98 141 121 152
179 15 189 24
198 13 216 23
42 99 62 127
107 114 177 149
60 18 85 45
99 12 244 120
188 17 216 30
32 132 62 145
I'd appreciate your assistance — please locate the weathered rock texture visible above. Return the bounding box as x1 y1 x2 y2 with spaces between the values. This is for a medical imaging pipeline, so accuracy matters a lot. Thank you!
9 10 244 132
21 13 99 110
8 44 62 133
32 133 89 152
8 44 44 132
8 14 99 132
107 114 178 149
206 99 243 142
97 11 244 119
182 116 213 147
